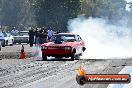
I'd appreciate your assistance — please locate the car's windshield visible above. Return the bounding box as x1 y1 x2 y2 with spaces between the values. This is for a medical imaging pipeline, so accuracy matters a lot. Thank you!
19 32 28 36
51 34 76 42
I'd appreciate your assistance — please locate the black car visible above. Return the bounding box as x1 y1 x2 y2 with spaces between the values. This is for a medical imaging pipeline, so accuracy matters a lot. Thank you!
13 31 29 44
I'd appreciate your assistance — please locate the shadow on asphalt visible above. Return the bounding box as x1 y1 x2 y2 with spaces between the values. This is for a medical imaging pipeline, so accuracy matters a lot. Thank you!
36 58 75 61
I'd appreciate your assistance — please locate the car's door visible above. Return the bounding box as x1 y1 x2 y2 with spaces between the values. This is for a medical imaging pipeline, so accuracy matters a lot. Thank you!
6 33 12 43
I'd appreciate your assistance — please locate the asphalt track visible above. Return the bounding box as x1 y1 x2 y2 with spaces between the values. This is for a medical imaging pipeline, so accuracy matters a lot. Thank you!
0 45 132 88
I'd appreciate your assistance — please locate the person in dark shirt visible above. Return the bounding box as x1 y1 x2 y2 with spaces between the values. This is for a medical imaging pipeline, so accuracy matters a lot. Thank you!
41 27 47 43
39 28 43 44
28 29 34 47
34 28 40 46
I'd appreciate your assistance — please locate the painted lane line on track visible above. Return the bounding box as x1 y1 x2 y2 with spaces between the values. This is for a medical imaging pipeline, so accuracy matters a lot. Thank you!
107 66 132 88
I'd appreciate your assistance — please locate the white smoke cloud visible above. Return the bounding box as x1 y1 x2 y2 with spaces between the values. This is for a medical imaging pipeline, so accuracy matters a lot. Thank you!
68 16 132 59
125 0 132 2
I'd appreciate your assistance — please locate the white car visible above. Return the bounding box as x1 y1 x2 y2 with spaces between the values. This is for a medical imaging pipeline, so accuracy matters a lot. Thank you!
0 32 14 47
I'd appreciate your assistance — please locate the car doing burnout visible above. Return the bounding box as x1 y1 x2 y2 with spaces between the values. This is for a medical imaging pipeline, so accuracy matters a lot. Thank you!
41 33 86 60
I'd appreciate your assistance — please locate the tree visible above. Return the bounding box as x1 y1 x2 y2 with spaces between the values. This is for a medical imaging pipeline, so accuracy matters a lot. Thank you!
32 0 81 31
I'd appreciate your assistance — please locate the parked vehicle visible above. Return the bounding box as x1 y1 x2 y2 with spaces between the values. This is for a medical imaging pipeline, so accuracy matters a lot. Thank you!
41 33 86 60
13 31 29 44
0 32 14 47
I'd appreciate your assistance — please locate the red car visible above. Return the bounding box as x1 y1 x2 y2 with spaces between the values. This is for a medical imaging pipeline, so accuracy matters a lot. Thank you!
41 33 86 60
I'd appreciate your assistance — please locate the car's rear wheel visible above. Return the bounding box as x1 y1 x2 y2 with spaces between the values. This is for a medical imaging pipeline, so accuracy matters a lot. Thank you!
42 54 47 61
10 44 13 46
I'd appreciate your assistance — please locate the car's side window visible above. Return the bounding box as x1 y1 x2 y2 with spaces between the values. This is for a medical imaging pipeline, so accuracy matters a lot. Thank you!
3 32 7 37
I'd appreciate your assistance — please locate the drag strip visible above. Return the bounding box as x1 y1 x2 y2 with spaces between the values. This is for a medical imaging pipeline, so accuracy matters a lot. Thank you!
0 45 132 88
0 58 79 88
20 59 132 88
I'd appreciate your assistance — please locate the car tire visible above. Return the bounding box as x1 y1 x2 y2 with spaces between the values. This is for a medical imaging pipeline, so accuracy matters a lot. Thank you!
71 53 75 61
71 49 76 61
42 54 47 61
10 44 13 46
75 55 80 60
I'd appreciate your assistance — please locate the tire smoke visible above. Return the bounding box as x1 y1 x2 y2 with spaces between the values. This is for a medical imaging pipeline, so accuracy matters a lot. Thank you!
68 17 132 59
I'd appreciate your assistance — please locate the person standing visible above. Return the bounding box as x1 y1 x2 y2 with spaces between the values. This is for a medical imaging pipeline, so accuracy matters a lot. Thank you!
28 29 34 47
39 28 43 45
11 27 19 36
47 27 54 41
41 27 47 43
34 28 40 46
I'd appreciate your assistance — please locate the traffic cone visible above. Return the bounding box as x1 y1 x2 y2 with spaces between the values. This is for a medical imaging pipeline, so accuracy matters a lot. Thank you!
19 45 26 59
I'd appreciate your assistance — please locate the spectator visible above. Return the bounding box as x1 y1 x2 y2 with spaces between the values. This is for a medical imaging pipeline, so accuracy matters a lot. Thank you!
28 29 34 47
11 27 19 36
34 28 40 46
47 27 54 41
43 30 48 43
39 28 43 44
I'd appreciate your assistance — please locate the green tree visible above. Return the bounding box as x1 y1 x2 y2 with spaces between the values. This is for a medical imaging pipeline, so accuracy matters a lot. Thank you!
32 0 80 31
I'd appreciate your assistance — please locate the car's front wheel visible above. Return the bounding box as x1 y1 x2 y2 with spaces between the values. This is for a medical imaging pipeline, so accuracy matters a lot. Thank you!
71 53 75 61
42 54 47 61
71 49 76 60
